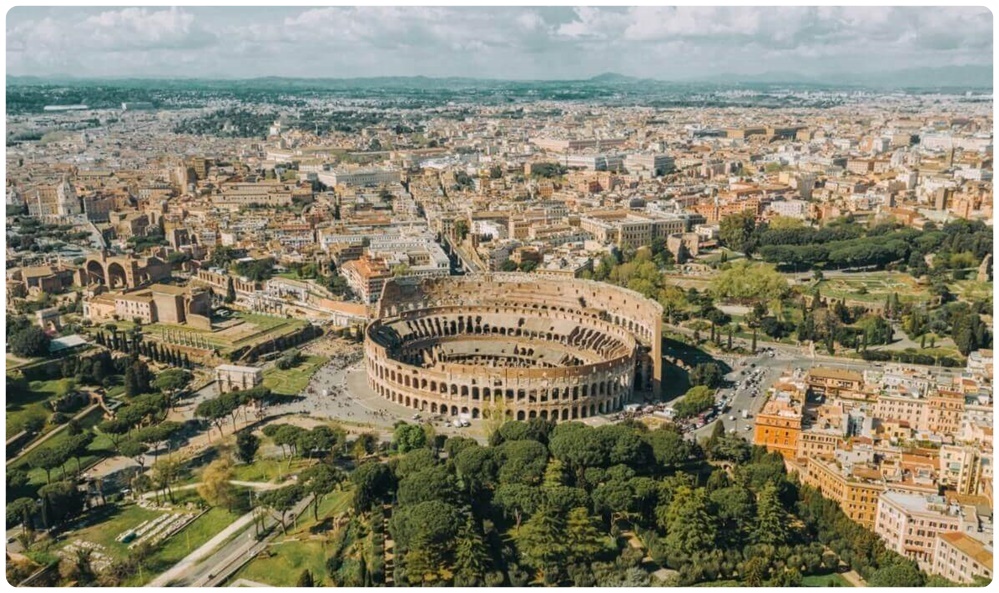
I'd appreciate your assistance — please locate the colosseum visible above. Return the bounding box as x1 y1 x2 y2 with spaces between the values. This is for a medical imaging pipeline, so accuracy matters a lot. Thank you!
364 273 663 422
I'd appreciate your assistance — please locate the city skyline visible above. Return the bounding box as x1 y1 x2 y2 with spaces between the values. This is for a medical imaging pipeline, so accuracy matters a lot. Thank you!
7 6 994 82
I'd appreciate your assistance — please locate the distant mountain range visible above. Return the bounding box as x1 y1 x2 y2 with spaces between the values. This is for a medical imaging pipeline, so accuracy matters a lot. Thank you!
690 65 993 89
7 65 993 90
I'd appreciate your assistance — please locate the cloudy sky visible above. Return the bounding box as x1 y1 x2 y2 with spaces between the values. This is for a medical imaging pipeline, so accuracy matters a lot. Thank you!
6 6 993 80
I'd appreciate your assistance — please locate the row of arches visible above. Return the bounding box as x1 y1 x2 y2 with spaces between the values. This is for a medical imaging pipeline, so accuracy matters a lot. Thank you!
373 381 623 421
369 356 630 404
391 311 631 361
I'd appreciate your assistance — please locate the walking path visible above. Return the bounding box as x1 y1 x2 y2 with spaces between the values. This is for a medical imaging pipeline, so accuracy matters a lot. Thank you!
7 404 101 466
139 479 294 502
841 569 867 587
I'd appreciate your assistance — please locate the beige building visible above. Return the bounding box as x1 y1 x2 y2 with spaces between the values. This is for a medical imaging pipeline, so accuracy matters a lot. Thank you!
875 492 965 570
215 364 264 393
341 255 392 304
798 456 884 528
579 212 689 250
931 532 993 584
89 284 211 328
806 367 865 399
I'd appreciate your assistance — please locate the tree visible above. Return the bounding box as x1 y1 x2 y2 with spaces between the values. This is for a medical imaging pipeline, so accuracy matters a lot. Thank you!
393 423 427 453
10 326 51 358
235 430 260 464
719 210 757 254
742 556 770 587
63 431 96 474
151 456 181 504
454 219 470 242
867 561 926 587
198 458 237 511
753 481 790 546
690 362 724 388
119 439 150 473
710 260 789 303
494 483 542 528
258 484 305 534
397 466 457 506
515 503 568 583
453 515 491 586
705 420 727 453
27 447 67 484
350 462 394 512
196 397 230 440
153 369 191 409
7 498 37 534
225 276 237 303
38 480 85 527
297 570 315 587
673 385 716 419
497 439 549 486
565 507 604 564
300 463 345 521
659 486 717 560
709 485 756 548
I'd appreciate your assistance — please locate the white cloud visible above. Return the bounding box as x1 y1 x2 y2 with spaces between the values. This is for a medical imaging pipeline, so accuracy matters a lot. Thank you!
5 6 992 79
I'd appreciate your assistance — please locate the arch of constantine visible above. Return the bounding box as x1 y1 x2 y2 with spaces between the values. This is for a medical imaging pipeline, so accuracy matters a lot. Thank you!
365 273 663 422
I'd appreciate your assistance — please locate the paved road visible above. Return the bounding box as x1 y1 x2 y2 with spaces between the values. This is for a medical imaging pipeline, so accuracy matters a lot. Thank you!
146 507 258 587
193 495 313 587
687 344 884 443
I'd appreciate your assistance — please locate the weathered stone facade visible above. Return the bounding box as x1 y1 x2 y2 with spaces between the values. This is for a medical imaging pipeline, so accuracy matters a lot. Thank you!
365 273 663 421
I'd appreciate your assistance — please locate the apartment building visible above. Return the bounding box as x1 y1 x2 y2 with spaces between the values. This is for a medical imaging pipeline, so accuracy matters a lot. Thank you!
753 390 803 460
799 455 885 528
806 367 866 399
931 532 993 584
875 492 966 570
341 255 392 304
579 212 689 250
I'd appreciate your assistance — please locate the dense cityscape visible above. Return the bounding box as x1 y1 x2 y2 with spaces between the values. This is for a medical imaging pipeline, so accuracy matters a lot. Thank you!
4 7 995 589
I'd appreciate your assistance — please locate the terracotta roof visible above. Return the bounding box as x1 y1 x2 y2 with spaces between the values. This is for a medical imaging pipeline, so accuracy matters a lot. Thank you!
938 532 993 570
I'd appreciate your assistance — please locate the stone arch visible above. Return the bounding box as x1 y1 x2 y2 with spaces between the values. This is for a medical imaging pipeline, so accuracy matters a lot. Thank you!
106 262 128 289
85 260 107 285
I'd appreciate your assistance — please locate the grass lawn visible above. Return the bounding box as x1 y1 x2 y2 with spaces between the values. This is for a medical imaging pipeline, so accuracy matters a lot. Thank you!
802 573 853 587
6 353 38 370
13 406 112 487
234 539 332 586
950 279 992 303
57 503 163 561
290 489 353 536
262 355 328 395
815 272 931 305
128 506 241 585
7 377 76 434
